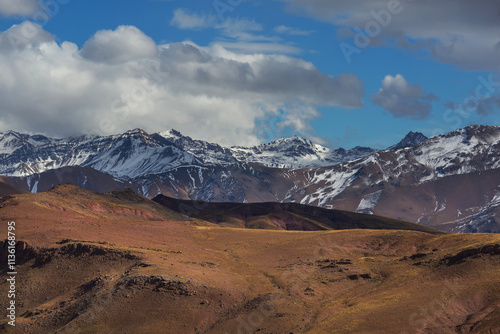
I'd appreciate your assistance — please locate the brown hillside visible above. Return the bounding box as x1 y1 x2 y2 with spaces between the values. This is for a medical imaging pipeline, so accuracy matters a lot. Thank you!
153 195 442 234
0 177 25 197
0 185 498 333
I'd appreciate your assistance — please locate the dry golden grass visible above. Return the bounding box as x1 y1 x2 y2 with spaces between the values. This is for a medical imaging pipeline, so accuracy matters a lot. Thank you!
0 185 499 333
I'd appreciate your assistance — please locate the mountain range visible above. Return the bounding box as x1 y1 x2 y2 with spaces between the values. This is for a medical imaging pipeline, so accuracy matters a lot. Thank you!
0 125 499 233
0 128 382 178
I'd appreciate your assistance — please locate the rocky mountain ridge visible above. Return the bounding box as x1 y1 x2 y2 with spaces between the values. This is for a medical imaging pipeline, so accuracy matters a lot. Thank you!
1 125 499 233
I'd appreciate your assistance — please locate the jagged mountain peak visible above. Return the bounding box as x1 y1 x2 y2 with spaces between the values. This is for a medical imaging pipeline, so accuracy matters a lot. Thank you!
255 136 318 154
166 129 183 137
158 129 183 139
115 129 161 148
157 129 228 151
122 128 156 140
266 135 314 146
0 130 22 137
157 129 222 149
125 128 149 135
388 131 428 151
0 131 55 155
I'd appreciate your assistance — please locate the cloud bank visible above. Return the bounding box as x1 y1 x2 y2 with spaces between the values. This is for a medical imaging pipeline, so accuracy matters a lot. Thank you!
280 0 500 70
0 22 364 146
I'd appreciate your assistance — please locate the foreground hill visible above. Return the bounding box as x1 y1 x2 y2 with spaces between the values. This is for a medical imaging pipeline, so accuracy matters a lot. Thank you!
0 177 24 197
153 194 441 234
0 185 499 333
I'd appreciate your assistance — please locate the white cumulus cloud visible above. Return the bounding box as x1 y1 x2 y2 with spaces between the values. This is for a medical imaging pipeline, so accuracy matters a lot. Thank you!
0 24 364 146
0 21 54 51
80 26 158 64
371 74 438 120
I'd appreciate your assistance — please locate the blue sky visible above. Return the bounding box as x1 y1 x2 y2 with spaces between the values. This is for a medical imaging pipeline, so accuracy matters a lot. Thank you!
0 0 498 148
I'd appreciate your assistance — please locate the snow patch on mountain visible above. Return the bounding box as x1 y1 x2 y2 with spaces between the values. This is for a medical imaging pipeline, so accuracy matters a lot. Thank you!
356 190 383 214
300 168 359 207
411 125 500 181
451 192 500 233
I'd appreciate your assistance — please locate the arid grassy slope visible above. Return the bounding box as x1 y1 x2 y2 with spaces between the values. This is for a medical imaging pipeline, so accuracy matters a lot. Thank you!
0 185 498 333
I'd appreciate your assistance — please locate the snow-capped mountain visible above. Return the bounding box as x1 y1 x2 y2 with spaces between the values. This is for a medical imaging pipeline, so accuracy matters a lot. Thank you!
0 128 376 179
1 125 499 233
387 131 428 150
229 136 374 169
0 131 55 155
139 125 500 232
0 129 199 179
158 130 375 169
156 130 237 165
